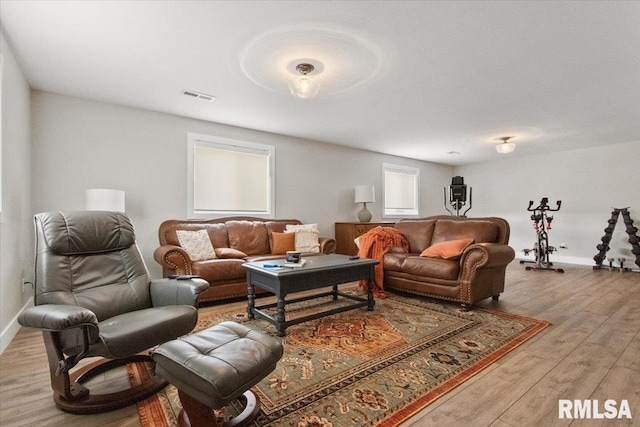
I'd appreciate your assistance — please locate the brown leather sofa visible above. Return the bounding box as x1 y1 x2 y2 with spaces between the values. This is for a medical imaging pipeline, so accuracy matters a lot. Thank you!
384 215 515 307
154 217 336 303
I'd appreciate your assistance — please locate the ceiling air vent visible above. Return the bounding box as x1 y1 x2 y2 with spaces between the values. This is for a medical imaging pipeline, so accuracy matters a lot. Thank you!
182 90 216 102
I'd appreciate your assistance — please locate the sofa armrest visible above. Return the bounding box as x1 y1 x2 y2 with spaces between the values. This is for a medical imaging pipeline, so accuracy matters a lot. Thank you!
457 243 515 303
154 244 193 275
319 237 336 254
461 243 515 269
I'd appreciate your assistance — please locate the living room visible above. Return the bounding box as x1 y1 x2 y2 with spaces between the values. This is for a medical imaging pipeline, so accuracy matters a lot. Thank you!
1 2 639 426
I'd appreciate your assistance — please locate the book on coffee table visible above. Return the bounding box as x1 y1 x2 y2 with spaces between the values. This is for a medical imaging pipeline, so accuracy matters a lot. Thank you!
284 259 307 268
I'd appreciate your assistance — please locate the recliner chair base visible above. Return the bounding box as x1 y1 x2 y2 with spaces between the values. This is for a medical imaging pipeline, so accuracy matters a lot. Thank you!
178 389 260 427
53 354 167 414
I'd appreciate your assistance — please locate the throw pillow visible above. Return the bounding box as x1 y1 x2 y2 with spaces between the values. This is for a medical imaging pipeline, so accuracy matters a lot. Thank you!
176 230 216 261
271 231 296 255
214 248 248 259
285 223 320 253
420 238 474 260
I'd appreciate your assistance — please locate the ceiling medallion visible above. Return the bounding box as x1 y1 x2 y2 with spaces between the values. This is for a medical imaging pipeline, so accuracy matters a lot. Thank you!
240 23 383 98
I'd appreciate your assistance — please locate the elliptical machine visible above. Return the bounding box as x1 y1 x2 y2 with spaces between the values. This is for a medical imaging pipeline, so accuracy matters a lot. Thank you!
520 197 564 273
444 176 472 216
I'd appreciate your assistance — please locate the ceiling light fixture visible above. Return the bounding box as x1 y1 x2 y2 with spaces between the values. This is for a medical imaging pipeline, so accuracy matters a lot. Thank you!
496 136 516 154
288 63 320 99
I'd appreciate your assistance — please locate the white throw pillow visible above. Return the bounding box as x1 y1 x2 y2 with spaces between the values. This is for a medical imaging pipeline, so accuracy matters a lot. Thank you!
176 230 217 261
285 223 320 253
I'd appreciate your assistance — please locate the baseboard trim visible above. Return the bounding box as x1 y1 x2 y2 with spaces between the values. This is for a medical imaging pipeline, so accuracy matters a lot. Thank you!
0 297 33 356
516 255 639 270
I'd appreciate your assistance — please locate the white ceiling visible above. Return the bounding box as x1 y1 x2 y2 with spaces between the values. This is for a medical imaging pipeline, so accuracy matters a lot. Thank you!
1 1 639 165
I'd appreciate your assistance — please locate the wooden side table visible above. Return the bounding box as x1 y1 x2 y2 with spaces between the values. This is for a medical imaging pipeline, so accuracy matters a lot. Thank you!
335 222 396 255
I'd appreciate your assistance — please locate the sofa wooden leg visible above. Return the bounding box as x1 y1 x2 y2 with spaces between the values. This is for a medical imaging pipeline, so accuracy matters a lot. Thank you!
492 295 500 301
460 303 471 311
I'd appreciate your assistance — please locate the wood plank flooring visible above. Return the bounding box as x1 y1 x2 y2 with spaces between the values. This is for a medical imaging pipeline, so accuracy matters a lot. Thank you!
1 263 638 426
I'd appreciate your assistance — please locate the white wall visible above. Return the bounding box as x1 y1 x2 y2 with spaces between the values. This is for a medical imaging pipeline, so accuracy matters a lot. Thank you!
454 140 640 267
30 91 453 279
15 87 639 359
0 30 33 354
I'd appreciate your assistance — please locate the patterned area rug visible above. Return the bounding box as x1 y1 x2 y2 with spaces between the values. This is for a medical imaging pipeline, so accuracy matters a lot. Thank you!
130 290 549 427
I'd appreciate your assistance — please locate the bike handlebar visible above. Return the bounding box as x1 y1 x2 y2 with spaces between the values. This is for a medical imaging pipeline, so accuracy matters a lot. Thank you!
527 198 561 212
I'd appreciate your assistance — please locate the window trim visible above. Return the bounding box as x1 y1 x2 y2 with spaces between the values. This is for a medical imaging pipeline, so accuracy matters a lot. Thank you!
382 163 420 218
187 132 275 219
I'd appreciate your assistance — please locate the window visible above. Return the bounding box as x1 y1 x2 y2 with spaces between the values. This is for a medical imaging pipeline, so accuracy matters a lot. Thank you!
187 133 275 218
382 163 420 218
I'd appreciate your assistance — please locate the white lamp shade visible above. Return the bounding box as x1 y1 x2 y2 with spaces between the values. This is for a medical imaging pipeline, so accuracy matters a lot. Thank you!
86 189 125 212
355 185 375 203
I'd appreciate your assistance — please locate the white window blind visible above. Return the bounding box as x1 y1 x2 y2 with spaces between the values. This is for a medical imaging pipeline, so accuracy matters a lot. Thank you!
383 163 420 217
188 133 275 218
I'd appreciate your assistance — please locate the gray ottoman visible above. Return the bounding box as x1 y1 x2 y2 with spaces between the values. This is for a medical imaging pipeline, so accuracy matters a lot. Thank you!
152 321 283 427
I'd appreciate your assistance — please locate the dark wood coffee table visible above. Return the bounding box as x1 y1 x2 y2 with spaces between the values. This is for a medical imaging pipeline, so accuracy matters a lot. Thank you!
242 254 379 336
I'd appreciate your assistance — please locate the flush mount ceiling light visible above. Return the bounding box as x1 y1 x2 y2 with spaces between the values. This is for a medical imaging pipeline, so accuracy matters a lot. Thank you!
288 63 320 99
496 136 516 154
239 23 383 98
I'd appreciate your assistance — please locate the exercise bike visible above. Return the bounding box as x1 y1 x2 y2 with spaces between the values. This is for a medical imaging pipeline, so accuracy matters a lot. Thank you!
520 197 564 273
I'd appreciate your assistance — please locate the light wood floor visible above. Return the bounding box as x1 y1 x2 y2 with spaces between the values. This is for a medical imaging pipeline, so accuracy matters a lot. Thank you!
1 263 638 426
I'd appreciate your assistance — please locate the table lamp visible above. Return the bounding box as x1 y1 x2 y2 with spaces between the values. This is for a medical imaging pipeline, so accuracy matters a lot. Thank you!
355 185 375 222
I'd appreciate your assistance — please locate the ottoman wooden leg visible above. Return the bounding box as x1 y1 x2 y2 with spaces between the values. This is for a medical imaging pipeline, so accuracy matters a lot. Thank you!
178 389 261 427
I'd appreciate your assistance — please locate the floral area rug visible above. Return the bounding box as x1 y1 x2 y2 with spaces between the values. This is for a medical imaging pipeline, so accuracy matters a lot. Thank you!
130 290 549 427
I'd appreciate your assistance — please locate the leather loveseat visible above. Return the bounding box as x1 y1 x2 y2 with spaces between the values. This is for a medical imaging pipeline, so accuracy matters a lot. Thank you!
154 217 336 303
384 215 515 307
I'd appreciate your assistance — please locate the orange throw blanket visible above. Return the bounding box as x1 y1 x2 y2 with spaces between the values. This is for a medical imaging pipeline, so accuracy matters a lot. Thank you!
358 226 409 298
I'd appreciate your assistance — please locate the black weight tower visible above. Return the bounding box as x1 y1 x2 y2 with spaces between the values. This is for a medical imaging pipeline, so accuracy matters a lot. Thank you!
520 198 564 273
593 208 640 271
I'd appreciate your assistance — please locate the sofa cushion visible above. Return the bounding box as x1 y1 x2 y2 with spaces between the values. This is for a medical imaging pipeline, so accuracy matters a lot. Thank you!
383 252 411 272
190 259 247 282
394 220 436 253
226 221 270 256
420 238 474 260
163 223 229 249
431 220 498 245
402 256 460 280
265 220 301 233
176 230 217 261
271 232 296 255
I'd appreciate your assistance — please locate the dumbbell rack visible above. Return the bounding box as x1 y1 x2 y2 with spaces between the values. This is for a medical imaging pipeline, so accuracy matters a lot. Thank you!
593 208 640 271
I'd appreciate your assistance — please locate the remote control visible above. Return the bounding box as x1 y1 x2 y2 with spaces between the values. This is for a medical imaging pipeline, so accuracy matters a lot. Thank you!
349 255 360 260
263 263 282 268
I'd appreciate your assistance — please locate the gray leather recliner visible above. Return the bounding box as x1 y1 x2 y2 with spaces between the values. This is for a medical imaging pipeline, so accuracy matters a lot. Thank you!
18 211 209 414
